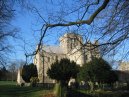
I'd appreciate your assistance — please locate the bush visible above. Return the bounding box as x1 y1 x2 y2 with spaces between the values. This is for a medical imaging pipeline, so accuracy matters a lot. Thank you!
21 63 38 83
20 83 25 87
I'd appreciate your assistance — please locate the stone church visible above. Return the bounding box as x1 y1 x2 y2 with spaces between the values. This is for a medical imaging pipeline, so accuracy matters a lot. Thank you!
118 62 129 82
33 33 100 83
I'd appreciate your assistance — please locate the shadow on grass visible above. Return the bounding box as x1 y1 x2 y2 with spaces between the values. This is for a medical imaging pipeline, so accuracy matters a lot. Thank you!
66 89 93 97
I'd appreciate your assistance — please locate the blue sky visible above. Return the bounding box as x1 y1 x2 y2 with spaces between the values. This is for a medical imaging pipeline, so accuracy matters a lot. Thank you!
11 6 37 61
9 0 129 64
10 0 63 61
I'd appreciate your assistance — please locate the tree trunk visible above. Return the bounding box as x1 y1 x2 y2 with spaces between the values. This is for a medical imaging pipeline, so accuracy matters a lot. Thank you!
54 81 67 97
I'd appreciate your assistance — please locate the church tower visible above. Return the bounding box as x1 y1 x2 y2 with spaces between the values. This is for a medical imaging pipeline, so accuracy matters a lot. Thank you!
60 33 85 66
60 33 83 54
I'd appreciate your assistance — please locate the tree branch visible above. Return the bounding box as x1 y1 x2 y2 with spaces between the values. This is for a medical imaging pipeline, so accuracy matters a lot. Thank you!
46 0 109 27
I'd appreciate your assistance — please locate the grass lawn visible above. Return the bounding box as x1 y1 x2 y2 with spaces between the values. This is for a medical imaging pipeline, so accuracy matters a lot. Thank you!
0 81 51 97
1 81 129 97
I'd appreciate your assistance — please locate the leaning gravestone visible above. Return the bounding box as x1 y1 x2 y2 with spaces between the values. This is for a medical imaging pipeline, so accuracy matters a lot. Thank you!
17 68 25 86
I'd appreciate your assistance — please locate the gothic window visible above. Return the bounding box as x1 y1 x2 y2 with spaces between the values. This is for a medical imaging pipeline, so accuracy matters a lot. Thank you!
70 42 72 49
55 56 58 60
85 55 87 60
71 38 76 49
48 57 50 62
91 56 95 60
42 56 44 63
72 38 75 43
84 55 87 64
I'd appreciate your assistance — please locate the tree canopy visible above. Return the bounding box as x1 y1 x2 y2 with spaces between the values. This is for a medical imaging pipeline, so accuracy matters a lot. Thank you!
47 58 79 85
78 58 118 84
21 63 38 83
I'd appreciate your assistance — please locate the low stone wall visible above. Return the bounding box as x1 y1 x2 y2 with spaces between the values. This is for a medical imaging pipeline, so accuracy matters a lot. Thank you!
36 83 55 89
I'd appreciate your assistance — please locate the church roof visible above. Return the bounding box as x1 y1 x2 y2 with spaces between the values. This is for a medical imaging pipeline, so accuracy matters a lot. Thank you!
42 45 64 54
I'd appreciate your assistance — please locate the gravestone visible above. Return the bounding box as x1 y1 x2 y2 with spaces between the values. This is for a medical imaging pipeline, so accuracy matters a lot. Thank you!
17 68 25 86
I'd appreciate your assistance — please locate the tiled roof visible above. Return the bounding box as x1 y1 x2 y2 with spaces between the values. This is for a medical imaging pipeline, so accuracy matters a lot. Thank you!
42 45 64 54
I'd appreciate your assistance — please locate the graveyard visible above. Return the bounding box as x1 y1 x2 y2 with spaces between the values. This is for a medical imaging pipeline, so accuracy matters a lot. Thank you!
0 81 129 97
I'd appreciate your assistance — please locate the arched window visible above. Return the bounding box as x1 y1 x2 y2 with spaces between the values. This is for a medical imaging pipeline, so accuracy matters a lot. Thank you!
48 57 50 62
71 38 76 49
55 56 58 60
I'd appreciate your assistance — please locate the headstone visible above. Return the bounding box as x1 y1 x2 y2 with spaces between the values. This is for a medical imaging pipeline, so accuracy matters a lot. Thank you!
17 68 25 86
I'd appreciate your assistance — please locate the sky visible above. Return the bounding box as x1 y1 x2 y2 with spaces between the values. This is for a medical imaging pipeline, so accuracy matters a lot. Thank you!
10 0 79 61
10 5 38 61
8 0 129 65
10 0 64 62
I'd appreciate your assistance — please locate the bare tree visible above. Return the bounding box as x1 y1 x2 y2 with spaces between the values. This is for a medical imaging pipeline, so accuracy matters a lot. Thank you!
25 0 109 56
0 0 20 66
20 0 127 61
